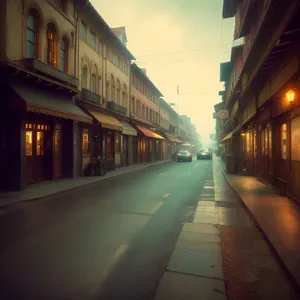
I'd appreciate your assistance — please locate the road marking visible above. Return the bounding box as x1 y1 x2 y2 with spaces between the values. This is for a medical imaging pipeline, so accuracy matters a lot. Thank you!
204 186 214 189
163 192 171 198
94 243 129 293
149 202 164 214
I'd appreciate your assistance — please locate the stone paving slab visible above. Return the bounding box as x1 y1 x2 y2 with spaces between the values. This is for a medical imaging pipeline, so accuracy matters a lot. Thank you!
194 216 219 224
154 272 227 300
179 231 221 243
176 238 222 253
182 223 220 235
167 248 224 280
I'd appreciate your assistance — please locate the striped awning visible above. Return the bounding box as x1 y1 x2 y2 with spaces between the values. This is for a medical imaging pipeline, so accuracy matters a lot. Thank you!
88 110 123 131
11 82 92 123
136 125 164 139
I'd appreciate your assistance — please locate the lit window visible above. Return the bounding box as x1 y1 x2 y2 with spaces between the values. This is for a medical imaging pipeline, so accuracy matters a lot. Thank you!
27 11 38 58
81 22 87 41
90 31 96 49
91 74 96 93
60 38 68 72
82 128 89 155
26 130 33 156
281 123 287 160
47 24 57 66
36 131 44 156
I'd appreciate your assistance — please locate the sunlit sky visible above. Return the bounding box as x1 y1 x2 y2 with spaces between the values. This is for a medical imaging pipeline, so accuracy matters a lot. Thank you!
91 0 235 145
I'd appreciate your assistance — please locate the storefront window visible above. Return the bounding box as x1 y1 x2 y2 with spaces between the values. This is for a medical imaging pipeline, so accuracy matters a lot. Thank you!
36 131 44 156
246 132 250 156
281 123 287 160
82 128 89 155
26 131 33 156
291 117 300 161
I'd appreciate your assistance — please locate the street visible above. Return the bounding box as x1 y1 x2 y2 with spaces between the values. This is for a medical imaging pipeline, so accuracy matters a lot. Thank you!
1 158 298 300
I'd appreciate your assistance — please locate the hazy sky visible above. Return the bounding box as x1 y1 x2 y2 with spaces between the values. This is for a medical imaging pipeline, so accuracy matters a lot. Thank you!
91 0 234 145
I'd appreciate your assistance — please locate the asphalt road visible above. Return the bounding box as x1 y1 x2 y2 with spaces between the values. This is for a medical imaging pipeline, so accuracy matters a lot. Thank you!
1 158 213 300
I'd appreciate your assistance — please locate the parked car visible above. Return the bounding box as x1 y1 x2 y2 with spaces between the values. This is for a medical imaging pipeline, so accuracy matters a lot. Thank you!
177 150 192 162
197 150 212 160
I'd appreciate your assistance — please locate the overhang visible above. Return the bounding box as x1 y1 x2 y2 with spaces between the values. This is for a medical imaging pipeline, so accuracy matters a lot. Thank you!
136 125 164 139
220 62 232 82
165 133 182 143
88 110 123 131
222 132 233 142
222 0 237 19
120 121 137 136
11 82 92 123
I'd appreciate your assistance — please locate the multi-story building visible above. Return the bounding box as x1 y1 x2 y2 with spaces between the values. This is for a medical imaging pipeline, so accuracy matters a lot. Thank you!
130 63 165 162
0 0 93 191
220 0 300 202
76 2 136 172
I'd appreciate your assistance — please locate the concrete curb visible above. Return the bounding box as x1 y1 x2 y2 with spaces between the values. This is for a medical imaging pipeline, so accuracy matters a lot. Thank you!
218 163 300 296
1 160 173 209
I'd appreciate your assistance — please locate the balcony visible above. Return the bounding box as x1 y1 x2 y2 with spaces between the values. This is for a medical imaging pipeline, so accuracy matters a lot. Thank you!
107 101 127 115
81 88 101 105
15 58 78 88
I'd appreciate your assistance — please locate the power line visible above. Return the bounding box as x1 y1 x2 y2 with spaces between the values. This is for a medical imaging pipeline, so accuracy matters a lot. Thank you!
136 41 233 58
137 51 230 65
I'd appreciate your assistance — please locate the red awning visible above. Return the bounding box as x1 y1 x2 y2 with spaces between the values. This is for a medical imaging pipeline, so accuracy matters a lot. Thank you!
136 125 165 139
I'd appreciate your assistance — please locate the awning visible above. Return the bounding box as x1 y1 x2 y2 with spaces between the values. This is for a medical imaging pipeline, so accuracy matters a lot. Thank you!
165 133 182 143
222 132 233 142
11 82 92 123
88 110 123 131
120 121 137 136
136 125 164 139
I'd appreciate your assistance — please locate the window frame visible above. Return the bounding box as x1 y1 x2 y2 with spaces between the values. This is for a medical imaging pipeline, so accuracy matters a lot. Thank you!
26 11 38 59
46 24 57 66
81 21 87 41
82 128 90 155
98 40 103 56
90 30 96 49
91 74 97 93
60 37 68 72
81 67 88 89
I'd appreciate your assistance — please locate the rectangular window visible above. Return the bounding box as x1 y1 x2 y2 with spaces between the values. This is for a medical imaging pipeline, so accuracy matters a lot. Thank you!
146 107 149 120
36 131 44 156
291 117 300 161
150 109 152 122
82 67 87 89
26 130 33 156
91 74 97 93
281 123 287 160
90 31 96 49
98 40 103 55
137 101 140 117
142 104 145 119
82 128 89 155
117 56 120 68
131 98 135 114
112 52 116 64
81 22 87 41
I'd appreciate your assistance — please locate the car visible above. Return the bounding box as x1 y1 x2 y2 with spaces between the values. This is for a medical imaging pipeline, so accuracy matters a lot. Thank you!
177 150 192 162
197 150 212 160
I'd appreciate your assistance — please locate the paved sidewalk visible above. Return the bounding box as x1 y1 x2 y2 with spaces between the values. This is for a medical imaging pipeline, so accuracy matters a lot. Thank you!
215 156 300 293
153 158 299 300
0 160 171 208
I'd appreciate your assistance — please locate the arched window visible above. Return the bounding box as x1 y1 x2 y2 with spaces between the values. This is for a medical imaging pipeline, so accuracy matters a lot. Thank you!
98 76 102 96
91 74 97 93
106 81 110 100
116 80 121 105
122 84 126 107
82 67 88 89
111 76 115 102
60 38 68 72
47 24 57 66
27 11 38 58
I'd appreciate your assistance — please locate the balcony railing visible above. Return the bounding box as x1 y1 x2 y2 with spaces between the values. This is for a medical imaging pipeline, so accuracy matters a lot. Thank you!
14 58 79 88
107 101 127 115
81 88 101 105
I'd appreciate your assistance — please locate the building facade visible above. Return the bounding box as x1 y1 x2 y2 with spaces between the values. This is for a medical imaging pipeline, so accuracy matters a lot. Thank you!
220 0 300 202
76 2 136 173
0 0 92 191
130 63 165 163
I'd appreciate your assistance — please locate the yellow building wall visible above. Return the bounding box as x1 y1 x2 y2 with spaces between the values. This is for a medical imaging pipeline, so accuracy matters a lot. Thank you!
5 0 76 76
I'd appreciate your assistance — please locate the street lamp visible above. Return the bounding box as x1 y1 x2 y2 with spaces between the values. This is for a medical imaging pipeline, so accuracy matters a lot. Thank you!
286 89 295 104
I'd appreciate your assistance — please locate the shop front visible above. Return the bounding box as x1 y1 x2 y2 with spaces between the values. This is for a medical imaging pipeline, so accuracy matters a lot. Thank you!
0 80 92 191
135 124 165 163
120 121 137 166
164 133 182 159
85 110 123 171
